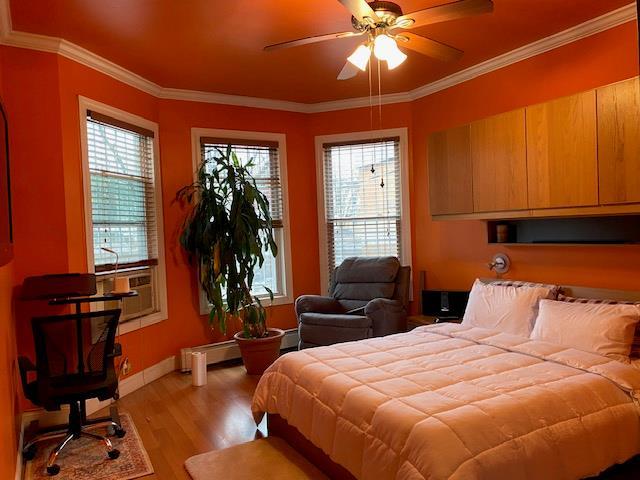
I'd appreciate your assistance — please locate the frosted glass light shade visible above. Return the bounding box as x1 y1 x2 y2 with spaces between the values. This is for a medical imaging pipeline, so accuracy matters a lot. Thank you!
347 44 371 71
373 34 396 60
386 48 407 69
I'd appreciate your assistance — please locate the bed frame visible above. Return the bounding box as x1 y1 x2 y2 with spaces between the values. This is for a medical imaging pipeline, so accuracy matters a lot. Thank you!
268 281 640 479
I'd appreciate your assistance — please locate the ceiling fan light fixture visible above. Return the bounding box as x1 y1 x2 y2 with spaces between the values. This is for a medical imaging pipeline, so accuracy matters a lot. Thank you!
386 48 407 69
373 33 397 61
347 43 371 71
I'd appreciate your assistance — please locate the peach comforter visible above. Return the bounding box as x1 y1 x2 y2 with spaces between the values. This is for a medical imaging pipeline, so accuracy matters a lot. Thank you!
252 323 640 480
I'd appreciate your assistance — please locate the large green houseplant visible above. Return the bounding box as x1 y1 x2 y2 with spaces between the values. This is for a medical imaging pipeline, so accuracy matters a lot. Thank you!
177 145 284 374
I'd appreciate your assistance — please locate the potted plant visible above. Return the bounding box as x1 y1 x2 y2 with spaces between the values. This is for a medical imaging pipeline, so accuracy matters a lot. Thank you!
177 145 284 374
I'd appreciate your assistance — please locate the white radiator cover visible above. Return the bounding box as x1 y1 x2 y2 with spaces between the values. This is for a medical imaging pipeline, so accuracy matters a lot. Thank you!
179 328 299 372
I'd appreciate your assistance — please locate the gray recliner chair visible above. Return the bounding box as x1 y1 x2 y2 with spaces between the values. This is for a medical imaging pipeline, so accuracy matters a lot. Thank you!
296 256 411 349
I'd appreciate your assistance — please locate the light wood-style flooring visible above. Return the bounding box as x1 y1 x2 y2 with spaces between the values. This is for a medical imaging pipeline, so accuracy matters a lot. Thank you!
99 360 640 480
99 361 265 480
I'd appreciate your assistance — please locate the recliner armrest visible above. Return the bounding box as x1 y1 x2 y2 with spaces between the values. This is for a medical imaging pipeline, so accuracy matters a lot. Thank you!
18 356 36 390
295 295 343 317
364 298 407 337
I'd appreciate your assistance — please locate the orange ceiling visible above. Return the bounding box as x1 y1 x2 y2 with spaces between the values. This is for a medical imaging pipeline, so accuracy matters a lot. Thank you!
9 0 634 103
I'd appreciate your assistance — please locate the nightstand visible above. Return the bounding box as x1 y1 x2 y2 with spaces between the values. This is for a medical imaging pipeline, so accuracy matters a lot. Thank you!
407 315 461 330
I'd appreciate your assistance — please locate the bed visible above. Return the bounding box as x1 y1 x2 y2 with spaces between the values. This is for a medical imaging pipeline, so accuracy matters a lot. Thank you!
252 283 640 480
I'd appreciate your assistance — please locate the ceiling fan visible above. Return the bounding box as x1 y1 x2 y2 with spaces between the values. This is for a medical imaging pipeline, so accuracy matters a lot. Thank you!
264 0 494 80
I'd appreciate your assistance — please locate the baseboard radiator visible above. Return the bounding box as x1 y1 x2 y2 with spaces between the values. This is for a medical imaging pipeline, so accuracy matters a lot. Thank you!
179 328 299 372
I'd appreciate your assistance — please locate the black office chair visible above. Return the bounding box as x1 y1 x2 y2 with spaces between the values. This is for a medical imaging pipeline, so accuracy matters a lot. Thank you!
19 309 126 476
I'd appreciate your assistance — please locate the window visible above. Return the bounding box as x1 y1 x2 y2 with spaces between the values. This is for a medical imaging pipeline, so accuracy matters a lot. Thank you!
87 112 158 271
316 129 411 292
193 129 293 311
80 98 167 332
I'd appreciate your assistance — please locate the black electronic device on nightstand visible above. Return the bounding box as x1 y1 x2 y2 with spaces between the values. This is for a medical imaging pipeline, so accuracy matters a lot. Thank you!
422 290 470 323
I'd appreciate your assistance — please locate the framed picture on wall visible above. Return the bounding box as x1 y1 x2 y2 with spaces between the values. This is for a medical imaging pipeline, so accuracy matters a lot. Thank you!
0 100 12 266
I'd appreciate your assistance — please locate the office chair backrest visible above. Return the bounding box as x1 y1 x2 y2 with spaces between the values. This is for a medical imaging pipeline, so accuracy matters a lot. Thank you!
32 309 121 380
22 273 97 300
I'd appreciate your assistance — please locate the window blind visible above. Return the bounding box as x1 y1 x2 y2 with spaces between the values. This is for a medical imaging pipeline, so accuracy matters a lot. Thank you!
200 139 283 228
323 137 402 273
86 112 158 272
200 139 284 296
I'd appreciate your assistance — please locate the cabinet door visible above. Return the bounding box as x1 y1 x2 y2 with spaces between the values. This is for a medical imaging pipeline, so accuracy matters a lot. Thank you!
427 125 473 215
598 77 640 205
526 91 598 208
471 109 527 212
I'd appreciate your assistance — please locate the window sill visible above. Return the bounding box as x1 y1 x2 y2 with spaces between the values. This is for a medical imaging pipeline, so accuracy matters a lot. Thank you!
118 310 167 335
199 293 293 316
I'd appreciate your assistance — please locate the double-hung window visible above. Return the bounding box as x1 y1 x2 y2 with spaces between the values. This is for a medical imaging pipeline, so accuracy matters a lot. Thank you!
194 129 292 311
317 129 411 292
81 98 167 331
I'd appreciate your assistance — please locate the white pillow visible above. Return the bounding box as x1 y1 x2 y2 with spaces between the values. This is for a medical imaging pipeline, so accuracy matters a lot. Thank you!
530 299 640 362
462 280 553 337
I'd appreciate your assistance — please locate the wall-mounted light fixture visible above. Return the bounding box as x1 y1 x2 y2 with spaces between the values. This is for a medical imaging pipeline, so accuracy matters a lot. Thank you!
488 253 510 275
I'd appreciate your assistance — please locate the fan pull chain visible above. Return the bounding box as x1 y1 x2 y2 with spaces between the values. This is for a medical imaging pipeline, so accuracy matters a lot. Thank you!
377 58 382 131
368 54 375 175
368 54 373 131
377 59 385 191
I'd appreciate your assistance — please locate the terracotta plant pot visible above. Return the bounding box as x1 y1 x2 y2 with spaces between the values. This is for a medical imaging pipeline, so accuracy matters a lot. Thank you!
234 328 284 375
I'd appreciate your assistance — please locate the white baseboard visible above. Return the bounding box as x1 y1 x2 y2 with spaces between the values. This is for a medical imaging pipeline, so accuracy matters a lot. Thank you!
179 328 299 371
15 355 177 479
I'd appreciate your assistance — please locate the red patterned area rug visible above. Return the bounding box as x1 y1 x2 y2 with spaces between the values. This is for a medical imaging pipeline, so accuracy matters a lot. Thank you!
25 413 154 480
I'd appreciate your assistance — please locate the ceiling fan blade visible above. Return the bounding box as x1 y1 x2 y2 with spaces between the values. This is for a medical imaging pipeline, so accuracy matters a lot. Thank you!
264 31 363 51
393 0 493 30
338 0 380 24
337 61 360 80
399 33 463 62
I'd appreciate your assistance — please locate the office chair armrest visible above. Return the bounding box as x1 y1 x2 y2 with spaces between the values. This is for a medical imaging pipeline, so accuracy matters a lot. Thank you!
18 356 36 389
108 343 122 358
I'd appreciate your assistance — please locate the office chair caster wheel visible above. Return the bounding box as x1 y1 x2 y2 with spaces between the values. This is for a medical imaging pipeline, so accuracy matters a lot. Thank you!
23 444 37 461
107 425 126 438
108 449 120 460
46 464 60 476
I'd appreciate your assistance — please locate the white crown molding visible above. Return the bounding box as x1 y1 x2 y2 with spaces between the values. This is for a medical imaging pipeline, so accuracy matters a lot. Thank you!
305 90 413 113
407 2 638 102
158 87 309 113
0 0 636 114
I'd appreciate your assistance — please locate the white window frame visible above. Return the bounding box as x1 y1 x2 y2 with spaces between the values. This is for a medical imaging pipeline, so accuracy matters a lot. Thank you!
191 128 294 314
315 128 412 295
79 96 168 334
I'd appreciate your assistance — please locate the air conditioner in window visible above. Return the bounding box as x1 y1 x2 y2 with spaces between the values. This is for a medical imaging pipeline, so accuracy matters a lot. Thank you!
96 270 156 321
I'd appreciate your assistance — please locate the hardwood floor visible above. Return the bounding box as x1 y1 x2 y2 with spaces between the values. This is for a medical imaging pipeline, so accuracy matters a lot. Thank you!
98 359 640 480
98 361 266 480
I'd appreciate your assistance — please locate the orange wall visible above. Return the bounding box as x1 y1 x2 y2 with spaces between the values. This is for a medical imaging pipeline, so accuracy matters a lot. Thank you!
1 46 320 399
1 20 638 422
0 44 19 480
412 21 640 296
0 261 18 480
309 22 640 306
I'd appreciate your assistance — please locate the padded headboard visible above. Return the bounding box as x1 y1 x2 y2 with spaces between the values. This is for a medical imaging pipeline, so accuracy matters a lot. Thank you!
480 278 640 303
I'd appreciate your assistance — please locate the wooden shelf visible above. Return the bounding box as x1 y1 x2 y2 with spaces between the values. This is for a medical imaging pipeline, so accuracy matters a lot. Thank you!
486 216 640 246
487 242 638 247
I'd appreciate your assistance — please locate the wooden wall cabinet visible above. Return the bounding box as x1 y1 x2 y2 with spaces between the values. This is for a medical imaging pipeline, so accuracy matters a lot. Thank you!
597 77 640 205
470 109 528 212
427 76 640 220
526 91 598 209
427 125 473 215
